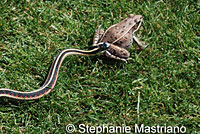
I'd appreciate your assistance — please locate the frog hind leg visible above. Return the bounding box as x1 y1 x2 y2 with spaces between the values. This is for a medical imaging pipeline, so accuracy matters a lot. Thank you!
133 34 146 50
105 51 128 63
93 25 104 46
105 44 130 63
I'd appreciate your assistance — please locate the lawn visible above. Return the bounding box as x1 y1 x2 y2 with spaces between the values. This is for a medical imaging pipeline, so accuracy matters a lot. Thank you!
0 0 199 133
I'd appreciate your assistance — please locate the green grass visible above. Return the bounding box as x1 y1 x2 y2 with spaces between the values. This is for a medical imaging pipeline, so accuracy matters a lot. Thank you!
0 0 199 133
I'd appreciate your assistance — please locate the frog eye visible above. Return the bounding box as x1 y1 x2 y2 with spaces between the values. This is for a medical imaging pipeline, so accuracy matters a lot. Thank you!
128 14 134 18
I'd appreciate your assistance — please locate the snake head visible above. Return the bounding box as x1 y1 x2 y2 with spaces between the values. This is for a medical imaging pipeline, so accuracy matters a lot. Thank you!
97 42 110 52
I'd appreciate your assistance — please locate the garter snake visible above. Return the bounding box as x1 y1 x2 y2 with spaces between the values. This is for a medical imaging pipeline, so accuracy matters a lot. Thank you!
0 42 110 100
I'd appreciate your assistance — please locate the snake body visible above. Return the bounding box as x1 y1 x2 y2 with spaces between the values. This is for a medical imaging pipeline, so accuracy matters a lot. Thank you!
0 42 110 100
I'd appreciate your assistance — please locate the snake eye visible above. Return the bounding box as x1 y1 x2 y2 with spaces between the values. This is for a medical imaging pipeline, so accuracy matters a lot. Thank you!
103 42 110 48
97 42 110 51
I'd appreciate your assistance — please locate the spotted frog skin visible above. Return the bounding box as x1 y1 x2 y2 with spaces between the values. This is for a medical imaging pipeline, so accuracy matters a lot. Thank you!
93 14 146 62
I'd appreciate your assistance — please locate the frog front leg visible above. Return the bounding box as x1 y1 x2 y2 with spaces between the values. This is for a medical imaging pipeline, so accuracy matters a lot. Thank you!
105 44 130 63
133 33 146 50
93 25 105 46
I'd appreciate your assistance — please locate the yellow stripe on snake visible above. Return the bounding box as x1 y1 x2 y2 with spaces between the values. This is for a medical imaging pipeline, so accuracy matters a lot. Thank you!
0 42 110 100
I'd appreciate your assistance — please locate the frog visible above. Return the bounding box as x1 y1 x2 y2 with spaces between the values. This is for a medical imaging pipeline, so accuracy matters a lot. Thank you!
92 14 146 62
